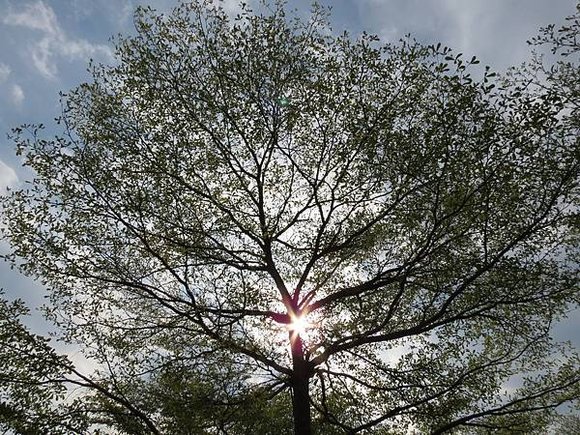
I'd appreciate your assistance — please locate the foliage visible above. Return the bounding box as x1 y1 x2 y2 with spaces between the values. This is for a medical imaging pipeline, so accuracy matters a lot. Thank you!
0 292 86 434
553 414 580 434
83 350 296 434
1 0 580 433
526 1 580 131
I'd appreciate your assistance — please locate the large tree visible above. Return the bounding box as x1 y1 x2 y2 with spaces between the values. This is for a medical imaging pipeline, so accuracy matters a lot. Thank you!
2 1 580 433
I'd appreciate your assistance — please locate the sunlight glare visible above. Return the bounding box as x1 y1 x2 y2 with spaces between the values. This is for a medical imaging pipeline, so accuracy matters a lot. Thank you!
287 314 311 335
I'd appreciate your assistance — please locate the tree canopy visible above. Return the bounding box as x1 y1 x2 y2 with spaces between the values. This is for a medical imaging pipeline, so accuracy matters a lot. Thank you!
1 1 580 433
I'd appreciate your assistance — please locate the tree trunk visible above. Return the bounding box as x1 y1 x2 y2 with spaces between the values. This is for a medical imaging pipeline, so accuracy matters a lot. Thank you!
290 332 312 435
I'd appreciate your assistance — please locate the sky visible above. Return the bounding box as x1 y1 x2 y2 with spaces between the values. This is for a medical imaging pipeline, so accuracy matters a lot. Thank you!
0 0 578 341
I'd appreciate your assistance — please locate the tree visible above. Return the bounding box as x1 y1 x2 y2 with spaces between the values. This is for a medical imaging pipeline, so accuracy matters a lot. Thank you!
527 1 580 131
554 414 580 434
1 1 580 433
0 293 86 434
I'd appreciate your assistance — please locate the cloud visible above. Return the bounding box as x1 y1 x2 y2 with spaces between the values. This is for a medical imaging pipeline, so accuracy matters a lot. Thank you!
10 84 25 106
0 63 11 82
4 0 56 33
0 159 18 192
3 1 113 79
0 62 25 107
218 0 245 15
113 1 135 27
356 0 576 72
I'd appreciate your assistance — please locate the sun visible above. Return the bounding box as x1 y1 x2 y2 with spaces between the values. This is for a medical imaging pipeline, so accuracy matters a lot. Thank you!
287 313 311 335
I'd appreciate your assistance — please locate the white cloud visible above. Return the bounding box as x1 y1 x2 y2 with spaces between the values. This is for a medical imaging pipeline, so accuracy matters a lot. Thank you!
0 159 18 192
10 84 25 106
3 1 113 79
4 0 57 33
0 63 11 82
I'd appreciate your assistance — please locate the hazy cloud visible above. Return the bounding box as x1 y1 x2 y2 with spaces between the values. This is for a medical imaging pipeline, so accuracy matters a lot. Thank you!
9 84 24 106
70 0 135 27
355 0 576 71
0 63 10 82
3 1 113 79
218 0 245 15
0 159 18 191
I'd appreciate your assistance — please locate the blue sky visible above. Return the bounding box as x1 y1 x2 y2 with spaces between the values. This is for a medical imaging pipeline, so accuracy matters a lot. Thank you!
0 0 578 340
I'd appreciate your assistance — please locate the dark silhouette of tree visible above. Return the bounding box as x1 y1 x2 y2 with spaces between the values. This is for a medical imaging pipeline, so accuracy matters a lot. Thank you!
1 1 580 433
